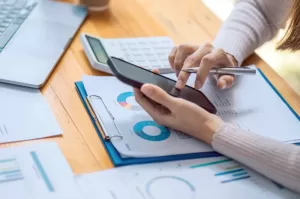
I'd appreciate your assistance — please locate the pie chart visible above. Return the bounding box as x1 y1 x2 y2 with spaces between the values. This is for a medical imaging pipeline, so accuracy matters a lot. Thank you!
146 175 196 199
117 92 141 111
133 121 170 141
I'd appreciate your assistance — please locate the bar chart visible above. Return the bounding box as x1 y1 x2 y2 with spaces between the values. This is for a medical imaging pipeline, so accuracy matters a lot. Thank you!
30 151 55 192
0 158 24 184
190 158 250 184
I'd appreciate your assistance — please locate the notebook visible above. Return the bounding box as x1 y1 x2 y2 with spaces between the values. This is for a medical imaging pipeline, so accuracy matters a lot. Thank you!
75 66 300 166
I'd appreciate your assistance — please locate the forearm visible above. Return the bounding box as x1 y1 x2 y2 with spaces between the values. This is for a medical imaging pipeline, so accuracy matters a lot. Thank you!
212 123 300 193
212 0 292 65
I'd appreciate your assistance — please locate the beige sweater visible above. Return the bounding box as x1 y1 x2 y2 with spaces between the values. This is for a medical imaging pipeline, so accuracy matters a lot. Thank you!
211 0 300 194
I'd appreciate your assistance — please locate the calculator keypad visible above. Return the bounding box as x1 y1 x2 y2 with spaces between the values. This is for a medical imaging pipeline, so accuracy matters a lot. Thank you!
103 37 174 71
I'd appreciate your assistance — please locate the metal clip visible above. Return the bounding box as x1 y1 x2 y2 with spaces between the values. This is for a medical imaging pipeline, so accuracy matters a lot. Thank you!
86 95 123 140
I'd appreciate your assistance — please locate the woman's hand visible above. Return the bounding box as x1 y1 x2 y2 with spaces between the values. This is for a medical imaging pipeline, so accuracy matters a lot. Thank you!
134 83 224 144
168 43 238 90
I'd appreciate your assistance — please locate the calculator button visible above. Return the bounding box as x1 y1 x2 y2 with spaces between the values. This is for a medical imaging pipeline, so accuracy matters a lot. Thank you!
140 47 151 50
120 45 128 50
151 64 162 68
161 60 170 66
134 56 146 61
148 59 160 64
156 52 166 56
132 53 143 57
157 55 167 60
150 60 162 65
135 60 149 67
128 42 137 46
160 38 174 44
141 48 152 54
155 48 171 54
124 55 132 61
148 39 159 44
145 54 157 61
107 41 117 46
119 41 132 46
132 56 146 62
137 42 147 46
129 47 139 51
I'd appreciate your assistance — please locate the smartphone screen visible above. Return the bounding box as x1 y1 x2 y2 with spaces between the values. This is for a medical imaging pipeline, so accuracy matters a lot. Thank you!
108 57 217 113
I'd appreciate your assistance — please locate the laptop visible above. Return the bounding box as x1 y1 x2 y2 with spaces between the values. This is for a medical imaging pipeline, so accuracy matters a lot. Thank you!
0 0 88 88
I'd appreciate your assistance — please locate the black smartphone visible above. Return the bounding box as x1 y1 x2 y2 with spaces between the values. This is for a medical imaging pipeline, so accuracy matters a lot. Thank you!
107 56 217 114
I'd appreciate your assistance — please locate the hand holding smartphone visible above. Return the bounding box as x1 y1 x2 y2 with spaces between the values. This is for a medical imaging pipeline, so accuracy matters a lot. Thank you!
107 56 217 114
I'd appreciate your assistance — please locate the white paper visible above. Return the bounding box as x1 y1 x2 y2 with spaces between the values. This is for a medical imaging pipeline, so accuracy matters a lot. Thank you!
0 142 83 199
82 65 300 157
75 170 136 199
119 170 300 199
193 66 300 143
75 157 300 199
83 75 212 158
0 83 62 143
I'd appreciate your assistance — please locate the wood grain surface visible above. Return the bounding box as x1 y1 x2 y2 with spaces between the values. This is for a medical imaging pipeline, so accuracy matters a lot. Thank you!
0 0 299 175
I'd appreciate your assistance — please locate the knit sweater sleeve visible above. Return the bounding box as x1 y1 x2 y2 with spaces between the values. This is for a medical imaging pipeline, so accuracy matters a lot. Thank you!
212 0 292 65
211 123 300 194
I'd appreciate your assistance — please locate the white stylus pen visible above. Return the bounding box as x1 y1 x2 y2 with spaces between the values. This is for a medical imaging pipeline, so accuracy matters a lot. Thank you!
181 67 256 75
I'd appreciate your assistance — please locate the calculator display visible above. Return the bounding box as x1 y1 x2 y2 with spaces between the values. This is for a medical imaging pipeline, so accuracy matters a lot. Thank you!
86 36 109 64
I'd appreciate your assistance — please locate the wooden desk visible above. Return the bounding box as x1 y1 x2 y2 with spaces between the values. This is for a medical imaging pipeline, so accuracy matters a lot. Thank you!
1 0 299 175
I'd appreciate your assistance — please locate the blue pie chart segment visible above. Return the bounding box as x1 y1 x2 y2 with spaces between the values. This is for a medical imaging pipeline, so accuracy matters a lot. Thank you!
133 121 170 141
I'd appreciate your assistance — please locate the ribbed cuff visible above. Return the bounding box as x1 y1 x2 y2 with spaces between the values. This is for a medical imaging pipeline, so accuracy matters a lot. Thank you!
211 123 300 193
212 31 255 66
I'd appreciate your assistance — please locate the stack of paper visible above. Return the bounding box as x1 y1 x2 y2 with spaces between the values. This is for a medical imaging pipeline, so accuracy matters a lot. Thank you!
3 140 299 199
75 156 300 199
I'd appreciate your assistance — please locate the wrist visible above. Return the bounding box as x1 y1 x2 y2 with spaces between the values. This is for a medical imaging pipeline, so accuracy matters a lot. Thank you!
226 52 238 66
202 116 224 145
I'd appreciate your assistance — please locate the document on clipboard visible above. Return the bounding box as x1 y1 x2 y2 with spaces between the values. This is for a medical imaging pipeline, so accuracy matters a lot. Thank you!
81 65 300 158
83 76 212 158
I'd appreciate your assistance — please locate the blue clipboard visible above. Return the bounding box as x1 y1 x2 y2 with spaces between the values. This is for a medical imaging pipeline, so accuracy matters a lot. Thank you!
75 81 222 167
75 69 300 167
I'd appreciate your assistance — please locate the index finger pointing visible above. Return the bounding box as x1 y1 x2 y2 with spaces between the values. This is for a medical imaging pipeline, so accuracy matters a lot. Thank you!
168 47 177 70
175 45 212 89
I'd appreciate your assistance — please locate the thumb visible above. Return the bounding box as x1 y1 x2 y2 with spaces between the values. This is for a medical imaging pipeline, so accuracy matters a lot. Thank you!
140 84 175 109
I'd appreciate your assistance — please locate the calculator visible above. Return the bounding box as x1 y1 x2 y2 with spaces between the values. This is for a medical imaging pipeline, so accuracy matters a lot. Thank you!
80 33 175 74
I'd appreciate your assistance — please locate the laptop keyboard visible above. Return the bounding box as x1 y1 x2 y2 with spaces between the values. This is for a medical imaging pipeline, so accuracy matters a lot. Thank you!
0 0 37 51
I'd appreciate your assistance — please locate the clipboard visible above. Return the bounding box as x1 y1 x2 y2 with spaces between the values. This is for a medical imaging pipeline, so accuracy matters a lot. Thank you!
75 69 300 167
85 95 123 140
75 81 222 167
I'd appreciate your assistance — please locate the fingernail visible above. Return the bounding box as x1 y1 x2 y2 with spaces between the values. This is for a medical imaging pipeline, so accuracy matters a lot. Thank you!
221 84 227 89
195 80 201 89
176 79 183 88
141 85 153 96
